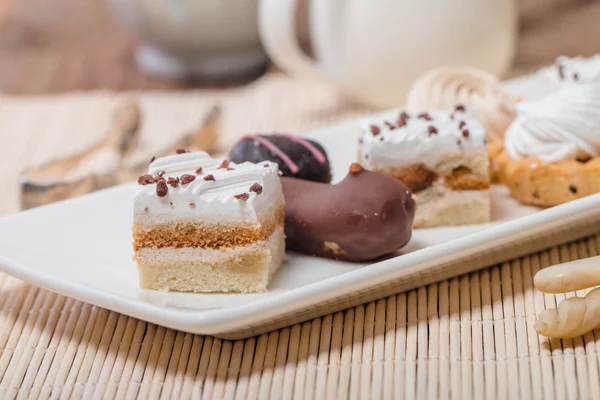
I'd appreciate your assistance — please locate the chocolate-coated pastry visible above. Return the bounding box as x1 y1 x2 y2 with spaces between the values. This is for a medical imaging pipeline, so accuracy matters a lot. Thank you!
282 163 415 262
229 134 332 183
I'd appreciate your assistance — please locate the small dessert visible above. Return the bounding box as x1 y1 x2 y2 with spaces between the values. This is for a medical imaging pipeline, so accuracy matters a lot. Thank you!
133 151 285 293
544 54 600 84
493 84 600 207
282 163 415 261
359 107 490 228
405 67 516 142
229 133 332 183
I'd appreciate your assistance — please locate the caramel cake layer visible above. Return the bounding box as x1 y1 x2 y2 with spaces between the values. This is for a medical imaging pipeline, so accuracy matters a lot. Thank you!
133 205 284 250
443 166 490 190
373 164 489 193
136 228 285 293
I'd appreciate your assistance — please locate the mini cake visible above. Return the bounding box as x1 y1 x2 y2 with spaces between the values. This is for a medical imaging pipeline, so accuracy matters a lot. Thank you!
493 84 600 207
133 151 285 293
359 106 490 228
405 67 516 142
229 134 332 183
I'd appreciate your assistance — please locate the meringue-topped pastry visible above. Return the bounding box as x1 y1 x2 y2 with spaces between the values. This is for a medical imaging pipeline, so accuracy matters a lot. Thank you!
546 55 600 84
493 84 600 207
405 67 516 142
133 150 285 293
358 106 490 228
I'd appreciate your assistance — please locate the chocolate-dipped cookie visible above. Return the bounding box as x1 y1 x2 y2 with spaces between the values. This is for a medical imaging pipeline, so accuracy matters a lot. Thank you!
229 134 332 183
282 163 415 262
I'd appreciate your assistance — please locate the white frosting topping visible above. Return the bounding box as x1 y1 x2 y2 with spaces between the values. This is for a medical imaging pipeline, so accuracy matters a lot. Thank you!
134 151 283 225
148 152 215 175
504 84 600 162
405 67 516 141
359 108 487 171
545 55 600 84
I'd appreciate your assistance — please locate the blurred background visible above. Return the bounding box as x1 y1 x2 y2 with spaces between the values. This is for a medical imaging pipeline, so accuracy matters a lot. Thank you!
0 0 598 94
0 0 599 216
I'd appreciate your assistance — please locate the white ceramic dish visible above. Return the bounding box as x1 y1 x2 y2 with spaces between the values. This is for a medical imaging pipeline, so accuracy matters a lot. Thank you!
0 73 598 339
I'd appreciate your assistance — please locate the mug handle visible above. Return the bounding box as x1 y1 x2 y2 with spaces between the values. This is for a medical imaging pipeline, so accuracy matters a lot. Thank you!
258 0 323 79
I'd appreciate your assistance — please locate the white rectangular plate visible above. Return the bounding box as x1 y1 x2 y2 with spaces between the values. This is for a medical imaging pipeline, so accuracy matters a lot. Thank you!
1 73 599 339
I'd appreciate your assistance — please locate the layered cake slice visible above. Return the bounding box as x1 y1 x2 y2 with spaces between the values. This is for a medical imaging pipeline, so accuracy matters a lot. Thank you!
359 106 490 228
133 151 285 293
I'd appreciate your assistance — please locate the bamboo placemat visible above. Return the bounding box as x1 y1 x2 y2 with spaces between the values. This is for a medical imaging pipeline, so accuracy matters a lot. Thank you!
1 76 600 398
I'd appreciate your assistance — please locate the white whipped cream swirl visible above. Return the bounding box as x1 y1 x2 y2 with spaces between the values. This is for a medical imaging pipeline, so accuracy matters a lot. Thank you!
505 84 600 162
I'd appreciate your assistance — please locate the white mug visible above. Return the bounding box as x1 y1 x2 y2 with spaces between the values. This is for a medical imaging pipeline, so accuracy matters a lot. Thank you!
259 0 518 108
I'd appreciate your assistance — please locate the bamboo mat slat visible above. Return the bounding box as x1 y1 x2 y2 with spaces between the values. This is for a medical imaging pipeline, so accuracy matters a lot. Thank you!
1 76 600 398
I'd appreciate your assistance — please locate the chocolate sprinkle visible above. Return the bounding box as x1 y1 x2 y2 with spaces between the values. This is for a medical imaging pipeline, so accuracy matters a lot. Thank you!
458 121 466 129
189 202 196 208
369 125 381 136
263 163 269 167
379 137 384 142
157 171 165 177
144 207 149 212
234 193 250 201
349 163 363 175
569 185 578 194
156 180 168 197
180 174 196 185
149 156 156 164
249 183 263 195
573 72 579 81
398 111 410 127
457 139 462 146
195 167 203 175
219 160 230 169
169 201 174 207
462 130 470 138
427 126 438 136
557 62 565 80
418 112 432 121
455 104 466 112
137 174 155 185
384 121 396 130
203 174 215 181
167 177 180 187
176 148 188 154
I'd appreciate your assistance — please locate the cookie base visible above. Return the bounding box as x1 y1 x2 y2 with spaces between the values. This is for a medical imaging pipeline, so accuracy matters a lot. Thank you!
491 148 600 207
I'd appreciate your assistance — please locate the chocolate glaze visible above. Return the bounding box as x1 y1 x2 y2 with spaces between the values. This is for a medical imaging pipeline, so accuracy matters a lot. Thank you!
229 134 332 183
282 164 415 262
